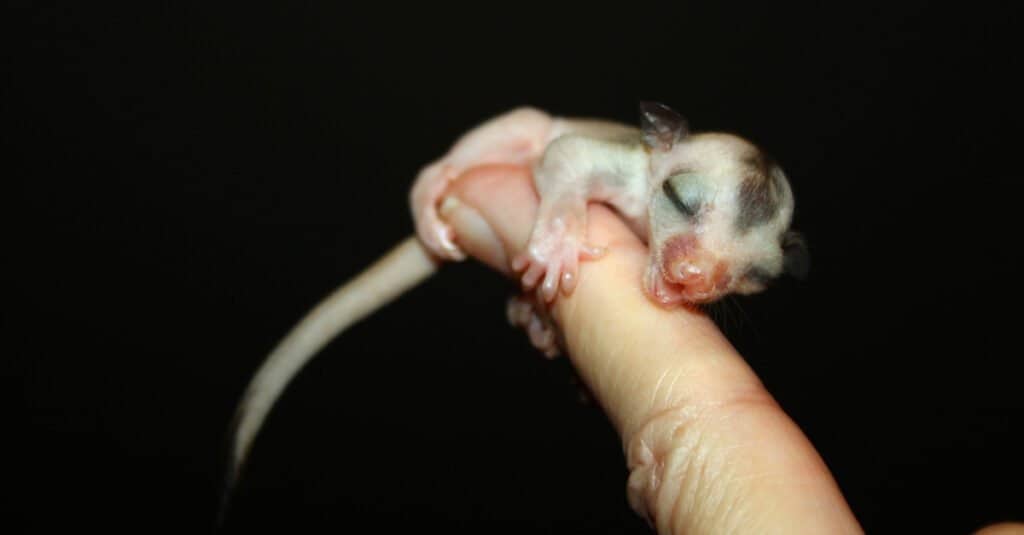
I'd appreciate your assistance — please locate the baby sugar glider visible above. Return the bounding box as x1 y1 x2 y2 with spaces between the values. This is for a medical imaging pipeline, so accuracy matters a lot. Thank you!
220 102 808 515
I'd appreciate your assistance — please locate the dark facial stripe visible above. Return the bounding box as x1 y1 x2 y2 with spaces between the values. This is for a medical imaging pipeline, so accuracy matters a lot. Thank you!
662 179 697 218
735 151 783 232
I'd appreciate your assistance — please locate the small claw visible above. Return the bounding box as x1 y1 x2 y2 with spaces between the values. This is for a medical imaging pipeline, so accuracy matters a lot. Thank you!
437 226 466 261
417 209 466 261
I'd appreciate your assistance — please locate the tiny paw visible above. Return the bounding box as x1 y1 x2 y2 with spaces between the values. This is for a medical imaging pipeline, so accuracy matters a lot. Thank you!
411 163 466 261
418 206 466 261
506 294 561 358
511 220 605 303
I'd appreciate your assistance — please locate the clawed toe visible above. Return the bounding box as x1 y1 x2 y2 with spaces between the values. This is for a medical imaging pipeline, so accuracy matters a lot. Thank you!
435 223 465 261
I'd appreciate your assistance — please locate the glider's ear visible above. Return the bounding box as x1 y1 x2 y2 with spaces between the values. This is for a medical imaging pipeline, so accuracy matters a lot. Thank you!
639 101 689 151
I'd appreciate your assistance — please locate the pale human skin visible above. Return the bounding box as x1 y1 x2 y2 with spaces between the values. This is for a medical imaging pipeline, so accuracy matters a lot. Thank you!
441 164 1023 535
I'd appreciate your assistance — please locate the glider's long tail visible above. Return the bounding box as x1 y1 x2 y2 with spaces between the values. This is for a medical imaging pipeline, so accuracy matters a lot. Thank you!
219 236 438 524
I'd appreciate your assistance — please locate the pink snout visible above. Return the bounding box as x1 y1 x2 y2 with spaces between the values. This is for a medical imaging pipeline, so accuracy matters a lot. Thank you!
665 260 732 303
658 235 733 303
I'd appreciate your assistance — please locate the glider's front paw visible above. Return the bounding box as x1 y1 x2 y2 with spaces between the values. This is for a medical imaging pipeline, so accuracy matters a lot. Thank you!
411 163 466 261
511 216 605 303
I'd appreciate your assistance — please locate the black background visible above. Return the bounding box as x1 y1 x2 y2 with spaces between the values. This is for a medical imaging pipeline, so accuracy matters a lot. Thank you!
8 2 1022 533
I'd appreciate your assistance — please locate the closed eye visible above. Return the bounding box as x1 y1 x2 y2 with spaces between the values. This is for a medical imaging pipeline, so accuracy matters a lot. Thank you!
663 180 696 217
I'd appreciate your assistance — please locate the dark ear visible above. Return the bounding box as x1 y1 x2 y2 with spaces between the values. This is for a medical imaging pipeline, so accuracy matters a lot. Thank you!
782 231 810 280
639 101 689 151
